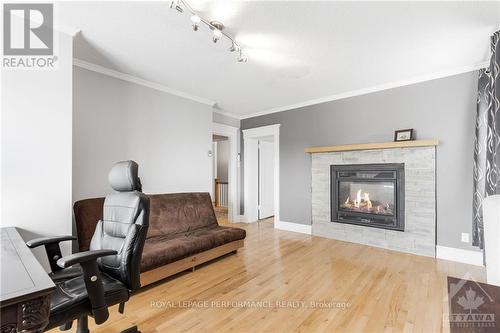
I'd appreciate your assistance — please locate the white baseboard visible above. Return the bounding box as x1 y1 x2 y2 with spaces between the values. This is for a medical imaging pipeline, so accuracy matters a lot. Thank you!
436 245 484 266
237 215 252 223
275 220 312 235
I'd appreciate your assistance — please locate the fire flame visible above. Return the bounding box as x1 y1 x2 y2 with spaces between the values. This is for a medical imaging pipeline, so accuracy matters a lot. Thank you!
342 189 379 212
352 189 373 209
354 189 362 208
364 192 372 209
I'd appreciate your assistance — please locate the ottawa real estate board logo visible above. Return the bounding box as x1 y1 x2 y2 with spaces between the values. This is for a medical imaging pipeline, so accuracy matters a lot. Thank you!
3 3 57 69
447 275 497 331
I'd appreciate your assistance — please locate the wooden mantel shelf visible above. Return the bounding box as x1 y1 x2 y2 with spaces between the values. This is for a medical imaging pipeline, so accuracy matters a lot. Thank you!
305 139 439 153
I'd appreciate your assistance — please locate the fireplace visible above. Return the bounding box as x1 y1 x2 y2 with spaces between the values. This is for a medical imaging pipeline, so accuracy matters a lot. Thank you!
331 163 405 231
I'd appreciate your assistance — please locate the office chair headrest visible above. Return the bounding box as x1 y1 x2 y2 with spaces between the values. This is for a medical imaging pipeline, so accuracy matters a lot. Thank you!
108 160 142 192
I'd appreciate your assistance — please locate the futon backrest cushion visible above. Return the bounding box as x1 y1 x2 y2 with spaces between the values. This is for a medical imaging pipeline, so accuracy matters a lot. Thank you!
74 197 105 251
147 193 218 238
74 192 218 249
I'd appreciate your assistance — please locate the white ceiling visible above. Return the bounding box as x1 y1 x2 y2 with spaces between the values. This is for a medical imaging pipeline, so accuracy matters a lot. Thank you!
58 1 500 118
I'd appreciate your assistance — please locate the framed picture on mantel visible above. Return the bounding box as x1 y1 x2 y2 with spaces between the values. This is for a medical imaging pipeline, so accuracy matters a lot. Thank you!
394 129 414 142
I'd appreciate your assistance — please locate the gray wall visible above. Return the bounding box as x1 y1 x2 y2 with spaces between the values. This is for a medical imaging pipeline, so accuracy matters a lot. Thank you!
242 71 480 251
73 66 213 201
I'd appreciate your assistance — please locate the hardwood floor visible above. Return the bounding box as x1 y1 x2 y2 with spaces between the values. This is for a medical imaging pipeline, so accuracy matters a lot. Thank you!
213 205 229 225
51 219 485 333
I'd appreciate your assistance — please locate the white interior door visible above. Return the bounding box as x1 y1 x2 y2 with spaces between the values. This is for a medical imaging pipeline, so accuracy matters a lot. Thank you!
258 140 275 219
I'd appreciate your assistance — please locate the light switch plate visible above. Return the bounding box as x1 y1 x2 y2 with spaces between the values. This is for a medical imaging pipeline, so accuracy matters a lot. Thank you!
461 232 470 243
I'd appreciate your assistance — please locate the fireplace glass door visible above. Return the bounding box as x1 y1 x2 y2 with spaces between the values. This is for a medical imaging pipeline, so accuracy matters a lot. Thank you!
331 164 404 231
338 181 395 216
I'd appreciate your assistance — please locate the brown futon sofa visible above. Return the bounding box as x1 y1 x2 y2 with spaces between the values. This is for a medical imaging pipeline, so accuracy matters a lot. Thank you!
73 192 246 286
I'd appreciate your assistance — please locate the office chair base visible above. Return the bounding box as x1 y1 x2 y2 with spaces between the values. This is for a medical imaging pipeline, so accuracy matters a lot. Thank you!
76 316 89 333
121 325 140 333
69 316 139 333
59 321 73 331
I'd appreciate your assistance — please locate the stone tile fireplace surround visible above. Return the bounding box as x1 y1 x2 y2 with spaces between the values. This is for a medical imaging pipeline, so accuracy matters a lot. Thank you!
309 141 438 257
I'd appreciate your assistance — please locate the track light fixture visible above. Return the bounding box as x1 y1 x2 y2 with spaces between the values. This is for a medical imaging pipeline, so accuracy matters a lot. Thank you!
229 42 239 53
170 0 247 63
237 51 248 63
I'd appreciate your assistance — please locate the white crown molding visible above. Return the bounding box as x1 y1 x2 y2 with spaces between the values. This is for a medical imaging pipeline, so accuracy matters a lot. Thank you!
73 58 488 119
213 109 242 120
275 220 312 235
240 61 490 120
73 59 216 107
436 245 484 267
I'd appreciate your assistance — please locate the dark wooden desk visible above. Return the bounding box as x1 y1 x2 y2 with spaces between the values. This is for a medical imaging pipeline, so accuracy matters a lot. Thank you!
1 227 55 333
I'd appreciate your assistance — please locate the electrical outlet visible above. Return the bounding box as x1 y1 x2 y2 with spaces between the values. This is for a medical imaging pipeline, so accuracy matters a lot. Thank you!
461 232 470 243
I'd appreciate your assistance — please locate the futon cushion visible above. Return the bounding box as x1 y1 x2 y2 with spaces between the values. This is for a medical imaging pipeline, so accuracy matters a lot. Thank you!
74 192 247 275
74 193 219 251
147 193 218 238
140 225 246 272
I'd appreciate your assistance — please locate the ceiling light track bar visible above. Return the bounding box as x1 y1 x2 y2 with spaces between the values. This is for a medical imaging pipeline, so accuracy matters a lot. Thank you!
170 0 247 62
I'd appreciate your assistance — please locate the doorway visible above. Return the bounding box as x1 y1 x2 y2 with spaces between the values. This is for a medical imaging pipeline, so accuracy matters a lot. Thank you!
212 134 229 224
242 124 280 225
212 122 239 224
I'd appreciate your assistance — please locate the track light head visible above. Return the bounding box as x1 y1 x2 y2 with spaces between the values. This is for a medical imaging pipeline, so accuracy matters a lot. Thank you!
210 21 223 43
212 29 222 43
237 53 248 63
170 0 183 12
191 15 201 31
229 42 239 52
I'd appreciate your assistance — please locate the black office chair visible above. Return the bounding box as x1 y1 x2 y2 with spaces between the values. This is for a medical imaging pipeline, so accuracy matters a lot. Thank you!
27 161 149 333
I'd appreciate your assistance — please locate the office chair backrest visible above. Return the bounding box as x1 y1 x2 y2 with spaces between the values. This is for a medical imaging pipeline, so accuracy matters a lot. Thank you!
89 160 150 291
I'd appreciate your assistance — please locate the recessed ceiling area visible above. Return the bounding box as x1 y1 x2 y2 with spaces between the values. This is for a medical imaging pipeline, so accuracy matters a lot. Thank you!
58 1 500 118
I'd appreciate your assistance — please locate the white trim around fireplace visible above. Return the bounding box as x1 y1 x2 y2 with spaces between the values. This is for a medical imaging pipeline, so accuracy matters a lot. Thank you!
436 245 484 266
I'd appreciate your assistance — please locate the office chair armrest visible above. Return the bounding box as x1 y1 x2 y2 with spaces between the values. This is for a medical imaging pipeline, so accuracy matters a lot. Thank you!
57 249 118 325
57 249 117 268
26 235 76 248
26 235 77 273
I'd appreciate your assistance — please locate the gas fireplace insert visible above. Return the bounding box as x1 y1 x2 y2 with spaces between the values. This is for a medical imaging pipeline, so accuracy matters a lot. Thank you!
330 163 405 231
